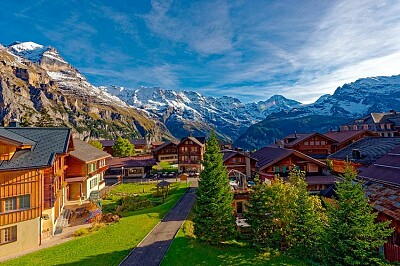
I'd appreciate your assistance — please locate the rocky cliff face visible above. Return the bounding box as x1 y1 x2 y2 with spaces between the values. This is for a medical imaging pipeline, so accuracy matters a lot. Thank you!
0 42 173 141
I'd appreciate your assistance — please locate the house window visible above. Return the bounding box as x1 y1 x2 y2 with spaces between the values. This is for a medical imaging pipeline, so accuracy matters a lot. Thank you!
90 177 98 189
320 141 326 145
282 166 287 173
19 195 30 209
0 226 17 245
274 166 280 172
304 142 309 145
191 146 198 152
315 141 320 145
5 197 17 212
310 141 315 145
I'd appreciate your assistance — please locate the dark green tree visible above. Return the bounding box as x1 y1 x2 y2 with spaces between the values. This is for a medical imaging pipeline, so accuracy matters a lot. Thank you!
112 137 135 157
324 166 393 265
193 131 236 244
88 140 103 150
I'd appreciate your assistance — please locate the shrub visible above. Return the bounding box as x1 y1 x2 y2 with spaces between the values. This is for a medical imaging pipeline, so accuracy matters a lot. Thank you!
73 228 90 237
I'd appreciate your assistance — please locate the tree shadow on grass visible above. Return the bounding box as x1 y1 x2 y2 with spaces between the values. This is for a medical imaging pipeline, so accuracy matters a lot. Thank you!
55 249 132 266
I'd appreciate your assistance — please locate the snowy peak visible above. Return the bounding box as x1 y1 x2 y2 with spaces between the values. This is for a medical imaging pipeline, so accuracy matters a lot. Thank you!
8 41 48 62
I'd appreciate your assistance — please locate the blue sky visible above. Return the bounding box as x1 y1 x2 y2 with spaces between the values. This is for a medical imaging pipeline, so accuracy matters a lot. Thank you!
2 0 400 103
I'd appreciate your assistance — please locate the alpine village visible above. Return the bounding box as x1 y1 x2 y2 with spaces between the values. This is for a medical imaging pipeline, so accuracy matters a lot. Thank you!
2 2 400 266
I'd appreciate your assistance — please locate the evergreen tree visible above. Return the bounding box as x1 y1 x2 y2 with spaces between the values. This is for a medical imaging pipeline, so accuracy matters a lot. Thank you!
88 140 103 150
324 166 393 265
112 137 135 157
288 168 326 262
193 131 236 244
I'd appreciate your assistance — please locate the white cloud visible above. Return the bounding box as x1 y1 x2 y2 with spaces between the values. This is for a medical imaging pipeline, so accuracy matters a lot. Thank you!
145 0 233 55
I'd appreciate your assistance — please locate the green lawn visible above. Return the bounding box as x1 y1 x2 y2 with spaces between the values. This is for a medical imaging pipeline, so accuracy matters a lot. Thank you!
162 220 308 266
3 182 189 266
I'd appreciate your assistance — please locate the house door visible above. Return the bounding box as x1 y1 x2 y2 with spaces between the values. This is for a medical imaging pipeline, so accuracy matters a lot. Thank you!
237 201 243 215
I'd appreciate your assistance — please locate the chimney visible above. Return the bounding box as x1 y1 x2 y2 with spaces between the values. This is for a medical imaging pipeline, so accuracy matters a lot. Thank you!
294 131 297 138
8 119 20 128
330 127 333 132
389 110 396 115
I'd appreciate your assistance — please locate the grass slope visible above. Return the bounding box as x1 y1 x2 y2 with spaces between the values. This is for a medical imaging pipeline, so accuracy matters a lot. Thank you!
3 183 188 266
162 220 307 266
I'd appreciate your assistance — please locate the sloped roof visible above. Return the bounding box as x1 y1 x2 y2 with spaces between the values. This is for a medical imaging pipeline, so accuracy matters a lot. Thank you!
363 181 400 221
252 147 293 169
221 149 257 162
281 132 337 147
328 137 400 165
0 128 36 146
324 130 374 144
252 146 326 170
107 156 156 169
358 144 400 185
152 141 178 152
0 127 71 170
371 113 387 123
178 136 205 147
70 138 110 163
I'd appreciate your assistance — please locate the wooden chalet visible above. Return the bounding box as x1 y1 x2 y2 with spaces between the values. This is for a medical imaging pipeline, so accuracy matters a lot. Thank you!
252 146 335 193
65 139 111 201
106 156 156 179
324 129 377 152
340 110 400 137
222 149 257 178
222 149 257 217
358 145 400 261
273 132 337 160
152 141 179 164
327 137 400 174
0 126 74 257
177 136 206 174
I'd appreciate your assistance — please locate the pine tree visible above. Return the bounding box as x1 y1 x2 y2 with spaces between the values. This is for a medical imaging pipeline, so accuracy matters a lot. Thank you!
193 131 236 244
288 168 326 262
324 166 393 265
112 137 135 157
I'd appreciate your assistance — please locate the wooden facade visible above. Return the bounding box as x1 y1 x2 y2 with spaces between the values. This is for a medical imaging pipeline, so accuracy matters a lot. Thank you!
178 137 205 173
66 157 108 200
223 151 257 178
283 133 337 159
0 169 43 226
152 142 178 164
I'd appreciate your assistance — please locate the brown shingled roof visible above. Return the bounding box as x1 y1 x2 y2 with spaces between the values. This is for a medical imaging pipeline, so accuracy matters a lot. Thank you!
323 130 375 144
70 139 111 163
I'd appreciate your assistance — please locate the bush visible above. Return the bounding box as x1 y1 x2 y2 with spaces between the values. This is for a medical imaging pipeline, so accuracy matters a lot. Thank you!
73 228 90 237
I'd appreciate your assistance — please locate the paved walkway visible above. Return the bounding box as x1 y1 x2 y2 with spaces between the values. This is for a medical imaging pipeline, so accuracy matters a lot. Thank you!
119 180 197 266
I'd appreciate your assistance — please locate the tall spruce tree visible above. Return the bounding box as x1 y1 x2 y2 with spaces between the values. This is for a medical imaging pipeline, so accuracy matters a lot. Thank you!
288 168 326 262
324 166 393 265
193 132 236 244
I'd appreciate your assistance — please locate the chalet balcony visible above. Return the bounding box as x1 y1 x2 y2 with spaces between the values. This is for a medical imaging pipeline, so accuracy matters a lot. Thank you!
88 165 109 177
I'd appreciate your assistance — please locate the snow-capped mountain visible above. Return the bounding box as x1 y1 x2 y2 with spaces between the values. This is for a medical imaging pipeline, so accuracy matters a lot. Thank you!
8 41 128 107
235 75 400 150
103 85 301 140
1 41 172 141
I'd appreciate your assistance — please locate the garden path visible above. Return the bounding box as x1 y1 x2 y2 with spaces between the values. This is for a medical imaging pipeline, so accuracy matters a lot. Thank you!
119 178 198 266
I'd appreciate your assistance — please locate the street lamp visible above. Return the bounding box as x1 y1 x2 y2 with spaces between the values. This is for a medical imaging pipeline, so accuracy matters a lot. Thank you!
121 167 124 184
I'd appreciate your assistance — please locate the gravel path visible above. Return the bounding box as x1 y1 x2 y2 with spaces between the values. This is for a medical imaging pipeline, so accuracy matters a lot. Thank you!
119 180 197 266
